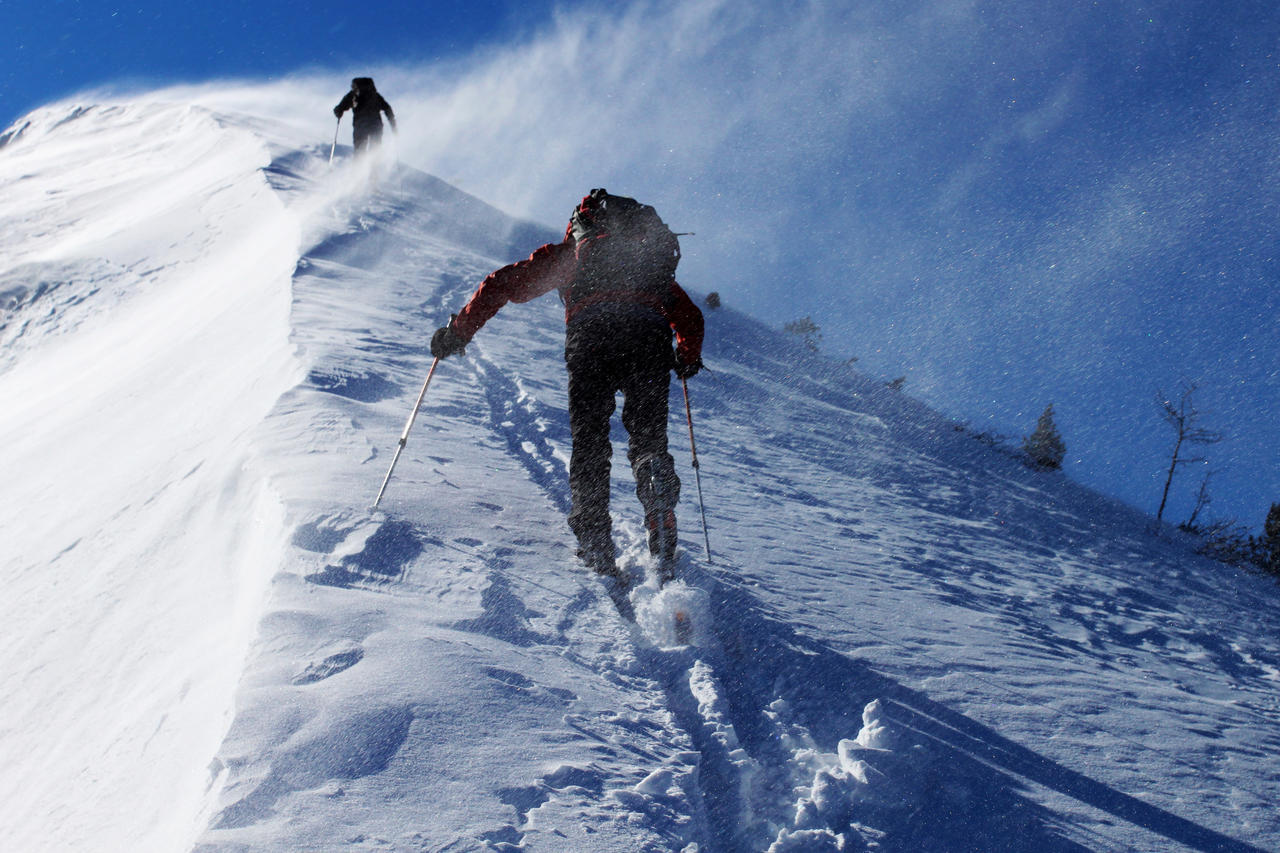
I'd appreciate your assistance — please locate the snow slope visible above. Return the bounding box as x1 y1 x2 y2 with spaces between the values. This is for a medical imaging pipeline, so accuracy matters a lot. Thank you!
2 97 1278 853
0 102 302 853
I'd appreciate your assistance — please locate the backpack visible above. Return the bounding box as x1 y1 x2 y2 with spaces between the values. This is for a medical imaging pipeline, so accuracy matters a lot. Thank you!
563 189 681 316
350 78 377 115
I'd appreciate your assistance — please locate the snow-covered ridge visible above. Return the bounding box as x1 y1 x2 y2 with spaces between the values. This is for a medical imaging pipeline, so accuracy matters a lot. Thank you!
3 98 1279 853
0 100 303 853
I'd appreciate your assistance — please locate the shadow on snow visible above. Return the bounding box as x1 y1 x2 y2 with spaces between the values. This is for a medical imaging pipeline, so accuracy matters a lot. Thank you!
693 563 1263 853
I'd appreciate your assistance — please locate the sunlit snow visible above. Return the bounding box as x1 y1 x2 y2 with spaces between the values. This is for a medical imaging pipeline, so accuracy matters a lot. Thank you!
2 95 1277 853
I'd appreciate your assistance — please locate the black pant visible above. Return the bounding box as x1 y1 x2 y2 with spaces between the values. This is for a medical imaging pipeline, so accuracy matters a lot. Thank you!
353 123 383 154
565 308 680 552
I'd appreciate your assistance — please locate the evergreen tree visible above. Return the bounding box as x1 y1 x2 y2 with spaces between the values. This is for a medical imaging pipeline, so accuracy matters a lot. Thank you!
1263 503 1280 575
1022 404 1066 470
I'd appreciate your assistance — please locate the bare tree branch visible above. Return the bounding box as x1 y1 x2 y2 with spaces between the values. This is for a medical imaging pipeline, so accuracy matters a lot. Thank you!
1154 380 1224 524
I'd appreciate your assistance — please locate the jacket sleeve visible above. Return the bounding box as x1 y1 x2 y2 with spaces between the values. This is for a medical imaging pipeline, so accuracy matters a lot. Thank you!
452 240 576 342
665 282 704 366
380 96 396 129
334 92 354 116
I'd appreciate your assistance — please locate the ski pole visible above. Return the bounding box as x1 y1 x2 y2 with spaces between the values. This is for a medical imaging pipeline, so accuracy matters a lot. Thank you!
328 116 341 165
372 356 440 509
681 377 712 563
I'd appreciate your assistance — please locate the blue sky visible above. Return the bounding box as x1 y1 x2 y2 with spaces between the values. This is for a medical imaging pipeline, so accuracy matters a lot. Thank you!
5 0 1279 534
2 0 568 123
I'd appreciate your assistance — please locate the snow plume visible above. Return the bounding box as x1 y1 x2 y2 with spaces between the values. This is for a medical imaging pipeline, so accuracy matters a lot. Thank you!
385 0 893 216
374 0 966 324
96 0 965 312
25 0 1280 528
357 0 1279 526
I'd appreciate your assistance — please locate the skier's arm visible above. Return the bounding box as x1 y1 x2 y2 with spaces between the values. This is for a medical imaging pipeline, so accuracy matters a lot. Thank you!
666 282 704 371
451 240 576 342
381 96 397 131
333 92 354 118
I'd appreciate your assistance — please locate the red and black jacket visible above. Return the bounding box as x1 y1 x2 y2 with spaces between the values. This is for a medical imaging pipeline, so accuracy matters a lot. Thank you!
451 233 704 368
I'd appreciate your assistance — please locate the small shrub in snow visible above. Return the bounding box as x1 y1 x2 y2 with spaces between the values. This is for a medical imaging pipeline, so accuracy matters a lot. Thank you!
784 316 822 352
1185 518 1255 566
1181 506 1280 578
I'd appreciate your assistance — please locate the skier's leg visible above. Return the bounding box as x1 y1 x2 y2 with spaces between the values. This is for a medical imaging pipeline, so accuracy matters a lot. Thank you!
623 367 680 568
567 363 617 572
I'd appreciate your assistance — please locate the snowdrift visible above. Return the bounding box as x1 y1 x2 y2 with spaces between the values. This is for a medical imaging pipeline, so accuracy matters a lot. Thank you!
2 97 1277 853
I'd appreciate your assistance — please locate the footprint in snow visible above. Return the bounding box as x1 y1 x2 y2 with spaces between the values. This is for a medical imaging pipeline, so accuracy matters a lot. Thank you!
293 646 365 685
303 518 423 588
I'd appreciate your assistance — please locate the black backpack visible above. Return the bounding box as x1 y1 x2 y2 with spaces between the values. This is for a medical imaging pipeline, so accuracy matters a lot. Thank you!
564 189 681 313
350 78 378 114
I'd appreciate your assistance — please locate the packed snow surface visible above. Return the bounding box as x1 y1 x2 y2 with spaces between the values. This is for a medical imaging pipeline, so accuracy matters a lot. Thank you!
2 96 1277 853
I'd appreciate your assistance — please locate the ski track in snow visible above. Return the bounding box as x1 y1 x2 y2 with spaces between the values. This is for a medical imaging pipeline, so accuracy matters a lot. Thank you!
238 145 1280 852
185 137 934 852
437 235 961 849
4 98 1279 853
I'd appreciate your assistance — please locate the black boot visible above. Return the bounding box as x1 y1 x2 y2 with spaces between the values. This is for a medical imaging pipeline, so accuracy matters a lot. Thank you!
646 508 678 583
577 535 621 579
578 537 633 616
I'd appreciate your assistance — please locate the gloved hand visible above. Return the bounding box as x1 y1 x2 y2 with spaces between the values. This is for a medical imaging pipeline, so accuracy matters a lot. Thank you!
333 105 343 118
431 316 467 359
674 356 703 380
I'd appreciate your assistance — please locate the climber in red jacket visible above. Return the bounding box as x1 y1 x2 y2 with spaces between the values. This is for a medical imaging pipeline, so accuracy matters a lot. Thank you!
430 189 704 588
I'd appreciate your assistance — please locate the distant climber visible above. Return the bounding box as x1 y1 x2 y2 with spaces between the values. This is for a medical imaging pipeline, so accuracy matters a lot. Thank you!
430 189 704 590
333 77 396 155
